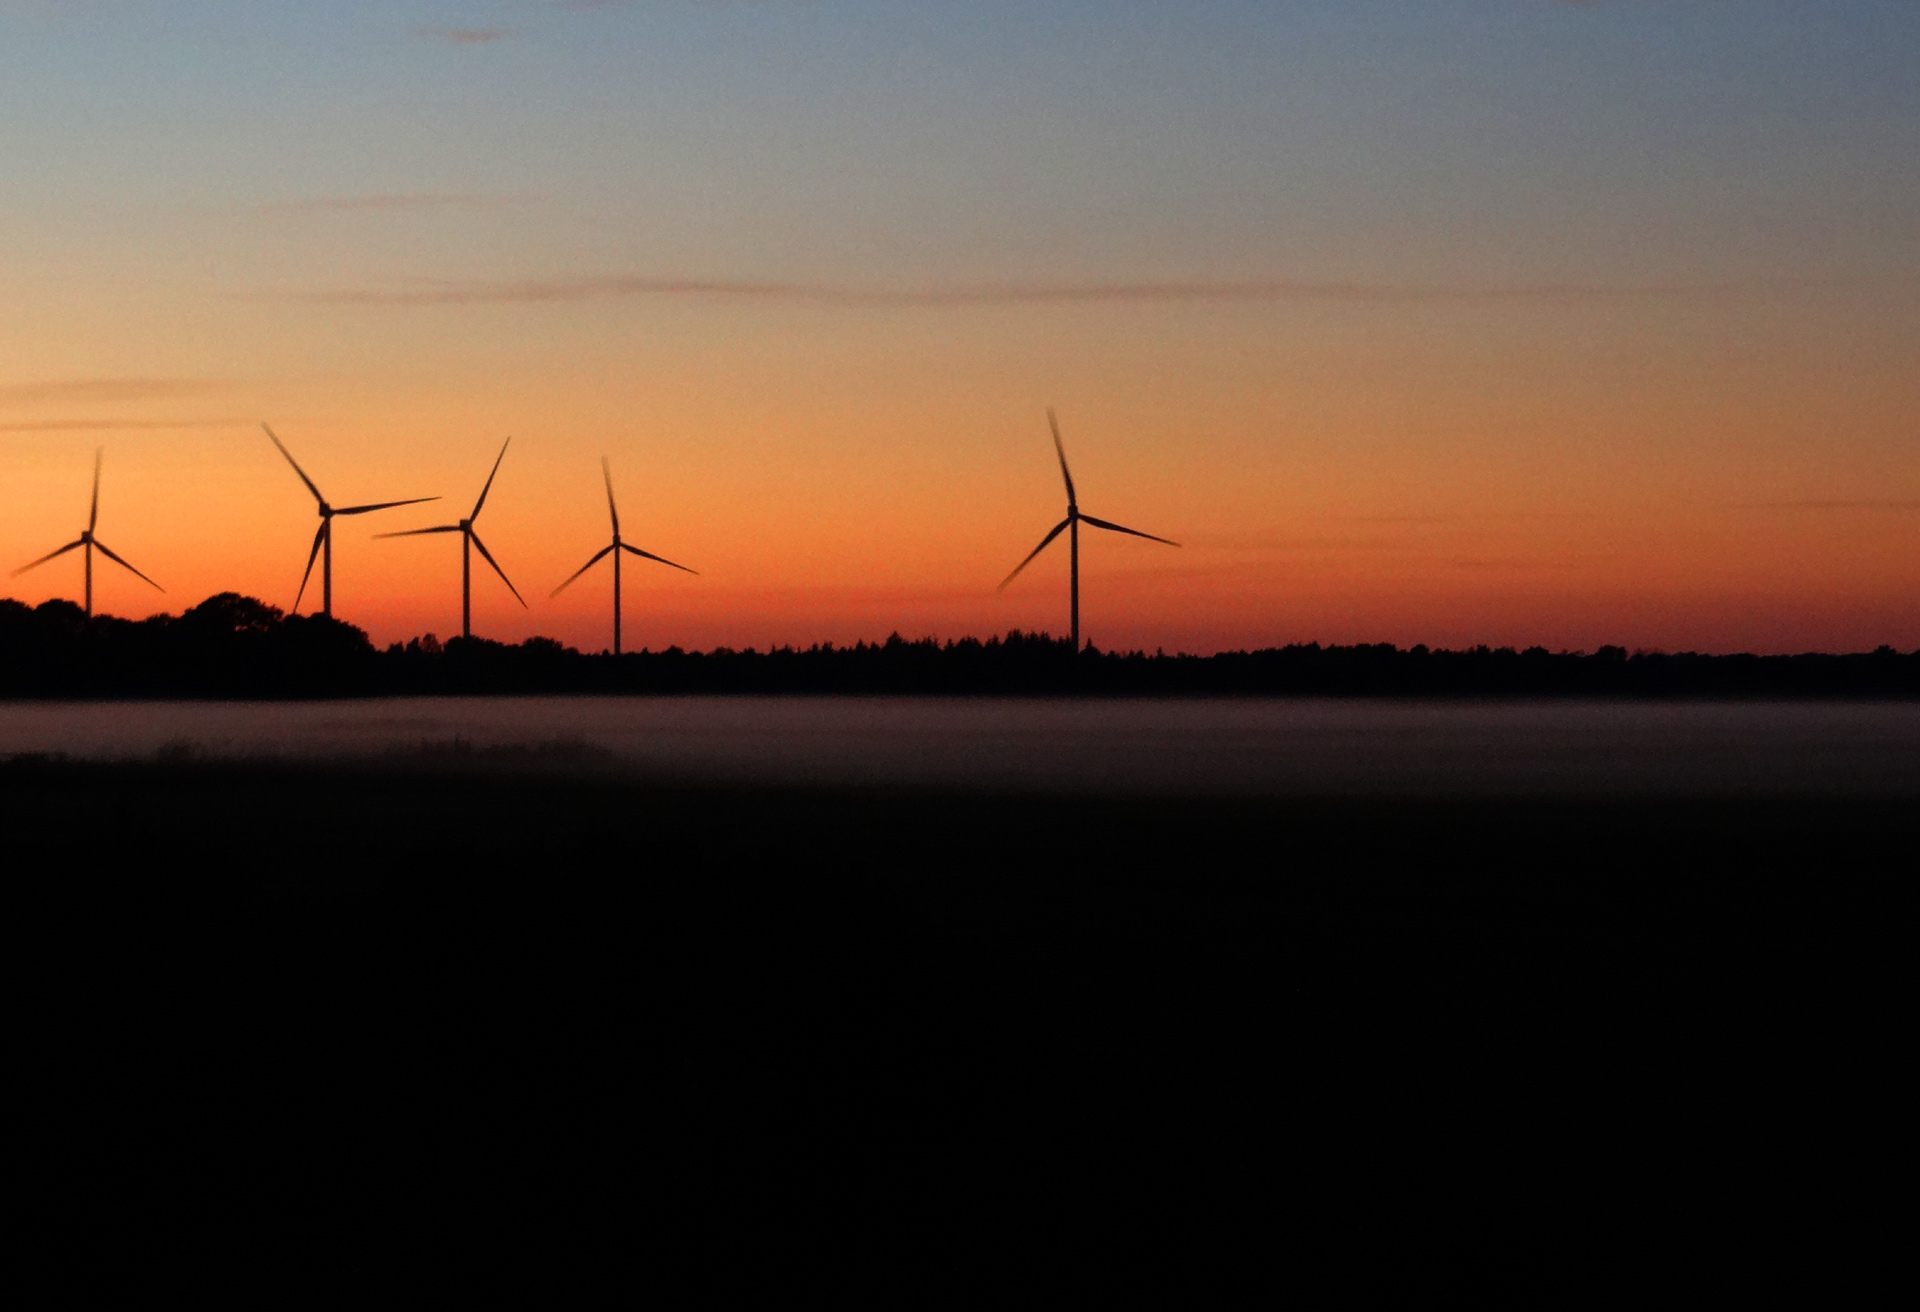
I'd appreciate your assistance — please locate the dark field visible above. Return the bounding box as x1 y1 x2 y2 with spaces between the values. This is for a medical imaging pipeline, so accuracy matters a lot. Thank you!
7 758 1907 1294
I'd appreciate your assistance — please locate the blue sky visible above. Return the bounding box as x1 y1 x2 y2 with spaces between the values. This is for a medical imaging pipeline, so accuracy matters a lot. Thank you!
6 0 1915 290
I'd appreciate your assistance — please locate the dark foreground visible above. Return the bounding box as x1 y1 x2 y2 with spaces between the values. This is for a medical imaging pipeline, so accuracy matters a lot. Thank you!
7 759 1907 1294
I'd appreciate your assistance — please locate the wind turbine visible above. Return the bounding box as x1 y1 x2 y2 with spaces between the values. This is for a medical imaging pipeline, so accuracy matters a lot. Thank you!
11 449 164 617
375 438 526 639
998 409 1178 651
551 457 696 655
263 424 437 619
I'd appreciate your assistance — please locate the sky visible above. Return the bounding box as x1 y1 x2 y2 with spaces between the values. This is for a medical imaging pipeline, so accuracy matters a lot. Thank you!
2 0 1917 654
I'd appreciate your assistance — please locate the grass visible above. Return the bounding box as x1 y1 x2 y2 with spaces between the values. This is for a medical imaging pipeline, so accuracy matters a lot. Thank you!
5 758 1906 1295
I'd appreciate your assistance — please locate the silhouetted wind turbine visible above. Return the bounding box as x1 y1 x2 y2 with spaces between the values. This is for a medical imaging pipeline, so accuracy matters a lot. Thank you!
263 424 436 618
11 449 163 618
376 438 526 639
998 409 1178 650
551 457 696 655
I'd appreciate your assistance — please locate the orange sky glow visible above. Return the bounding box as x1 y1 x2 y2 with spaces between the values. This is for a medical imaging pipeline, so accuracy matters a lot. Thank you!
4 3 1917 654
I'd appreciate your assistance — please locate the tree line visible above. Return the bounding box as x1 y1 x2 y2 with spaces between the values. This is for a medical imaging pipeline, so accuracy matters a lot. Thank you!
3 592 1919 699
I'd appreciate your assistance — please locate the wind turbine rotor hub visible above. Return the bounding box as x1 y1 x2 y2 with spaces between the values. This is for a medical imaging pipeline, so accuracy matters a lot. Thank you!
319 504 333 518
459 519 472 531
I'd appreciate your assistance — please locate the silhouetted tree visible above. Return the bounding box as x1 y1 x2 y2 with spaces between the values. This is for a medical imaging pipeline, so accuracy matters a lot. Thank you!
182 592 284 636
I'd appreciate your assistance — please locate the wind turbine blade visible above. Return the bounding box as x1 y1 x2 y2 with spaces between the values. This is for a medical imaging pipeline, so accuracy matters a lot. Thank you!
263 424 326 505
997 517 1072 592
11 539 86 578
1078 514 1180 547
619 543 698 575
550 544 614 598
90 539 164 591
373 525 462 539
294 523 326 612
472 436 510 521
333 497 439 516
601 456 620 537
89 448 102 533
468 529 527 607
1048 409 1076 508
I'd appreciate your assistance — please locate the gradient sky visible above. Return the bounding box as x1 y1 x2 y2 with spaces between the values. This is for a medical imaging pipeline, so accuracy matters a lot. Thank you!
3 0 1917 653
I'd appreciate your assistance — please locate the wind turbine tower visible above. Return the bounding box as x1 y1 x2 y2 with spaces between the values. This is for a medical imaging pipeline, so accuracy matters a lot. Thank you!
998 409 1179 651
551 457 697 655
377 438 526 638
10 449 164 617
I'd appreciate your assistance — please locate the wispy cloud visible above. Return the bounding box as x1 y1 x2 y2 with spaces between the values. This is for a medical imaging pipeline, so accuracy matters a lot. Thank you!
0 379 225 407
1192 534 1417 554
1194 519 1573 554
261 192 516 214
1747 499 1920 512
1344 512 1571 525
420 27 515 45
1449 557 1581 572
0 419 247 432
290 273 1741 309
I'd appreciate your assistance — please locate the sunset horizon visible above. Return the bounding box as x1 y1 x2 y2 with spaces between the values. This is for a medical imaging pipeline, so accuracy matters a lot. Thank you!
4 2 1916 657
6 5 1912 1284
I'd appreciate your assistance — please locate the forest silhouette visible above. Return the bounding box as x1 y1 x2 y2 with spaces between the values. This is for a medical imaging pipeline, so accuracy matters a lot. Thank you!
3 591 1919 698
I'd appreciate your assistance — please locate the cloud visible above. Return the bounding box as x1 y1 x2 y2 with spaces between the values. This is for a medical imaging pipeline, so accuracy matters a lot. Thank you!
1748 500 1920 512
421 27 515 45
290 273 1738 309
0 419 246 432
0 379 225 407
1192 534 1417 554
260 192 515 214
1344 512 1571 525
1449 557 1580 572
